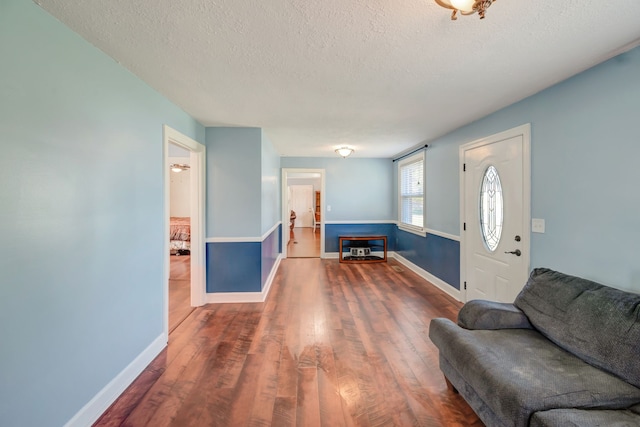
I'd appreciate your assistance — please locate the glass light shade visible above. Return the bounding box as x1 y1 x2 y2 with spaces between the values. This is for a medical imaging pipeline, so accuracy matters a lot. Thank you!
451 0 475 12
171 167 183 172
335 147 354 158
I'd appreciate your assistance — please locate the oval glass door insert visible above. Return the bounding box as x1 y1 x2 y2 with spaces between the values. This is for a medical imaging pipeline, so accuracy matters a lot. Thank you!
480 165 503 252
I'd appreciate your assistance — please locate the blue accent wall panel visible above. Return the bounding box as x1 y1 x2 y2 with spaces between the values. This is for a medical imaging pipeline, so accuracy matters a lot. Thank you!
396 230 460 290
325 223 397 253
207 242 262 292
261 225 281 289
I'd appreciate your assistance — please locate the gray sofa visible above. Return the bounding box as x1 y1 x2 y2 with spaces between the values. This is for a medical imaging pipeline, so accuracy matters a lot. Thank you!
429 268 640 427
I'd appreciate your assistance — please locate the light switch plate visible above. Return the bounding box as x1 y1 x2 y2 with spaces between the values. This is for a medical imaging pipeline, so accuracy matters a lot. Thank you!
532 218 545 233
327 205 331 212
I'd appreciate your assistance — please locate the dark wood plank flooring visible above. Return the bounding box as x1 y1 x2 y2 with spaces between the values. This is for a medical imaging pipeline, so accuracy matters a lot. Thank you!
94 258 482 426
169 255 195 333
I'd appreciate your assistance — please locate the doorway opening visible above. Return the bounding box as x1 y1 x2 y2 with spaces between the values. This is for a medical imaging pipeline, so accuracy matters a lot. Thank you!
163 125 206 340
282 169 325 259
168 143 194 332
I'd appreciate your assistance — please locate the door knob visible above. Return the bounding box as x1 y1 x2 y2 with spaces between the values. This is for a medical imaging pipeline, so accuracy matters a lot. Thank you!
505 249 522 256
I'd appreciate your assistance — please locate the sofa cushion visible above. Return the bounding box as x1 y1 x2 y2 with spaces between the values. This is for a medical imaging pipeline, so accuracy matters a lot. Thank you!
530 408 640 427
458 300 533 330
514 268 640 388
429 318 640 427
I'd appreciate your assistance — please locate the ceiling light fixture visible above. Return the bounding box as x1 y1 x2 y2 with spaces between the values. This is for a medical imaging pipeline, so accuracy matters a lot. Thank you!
435 0 495 20
170 163 190 173
335 147 354 158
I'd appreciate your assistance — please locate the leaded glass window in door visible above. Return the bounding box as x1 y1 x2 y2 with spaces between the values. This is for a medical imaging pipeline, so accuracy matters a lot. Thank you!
480 165 503 252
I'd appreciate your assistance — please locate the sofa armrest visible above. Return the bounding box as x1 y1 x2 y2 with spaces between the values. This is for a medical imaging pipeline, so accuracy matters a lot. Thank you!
457 300 533 330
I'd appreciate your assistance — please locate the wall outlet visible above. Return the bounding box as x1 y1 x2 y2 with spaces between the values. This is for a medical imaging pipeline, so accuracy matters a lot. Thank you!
532 218 545 233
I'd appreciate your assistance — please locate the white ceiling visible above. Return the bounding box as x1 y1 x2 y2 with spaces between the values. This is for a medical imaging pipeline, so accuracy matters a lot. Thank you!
36 0 640 158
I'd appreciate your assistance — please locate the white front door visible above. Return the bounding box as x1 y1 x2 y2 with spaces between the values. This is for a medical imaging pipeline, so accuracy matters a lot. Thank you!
461 124 531 303
289 185 314 227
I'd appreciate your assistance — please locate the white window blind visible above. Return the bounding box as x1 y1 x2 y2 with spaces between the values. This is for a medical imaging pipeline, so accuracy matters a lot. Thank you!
399 154 424 229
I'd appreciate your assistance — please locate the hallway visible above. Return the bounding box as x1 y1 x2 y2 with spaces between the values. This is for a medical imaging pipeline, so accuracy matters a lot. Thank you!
287 227 320 258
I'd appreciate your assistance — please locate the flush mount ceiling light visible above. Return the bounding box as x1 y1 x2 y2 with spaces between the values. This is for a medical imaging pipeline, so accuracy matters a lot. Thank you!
170 163 190 173
335 147 354 158
435 0 495 20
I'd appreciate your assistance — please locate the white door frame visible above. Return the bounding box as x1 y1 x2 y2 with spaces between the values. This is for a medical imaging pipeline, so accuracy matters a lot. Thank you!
163 125 206 339
281 168 326 258
459 124 531 302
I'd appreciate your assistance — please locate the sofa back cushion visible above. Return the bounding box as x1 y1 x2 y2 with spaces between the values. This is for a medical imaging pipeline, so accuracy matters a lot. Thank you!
514 268 640 388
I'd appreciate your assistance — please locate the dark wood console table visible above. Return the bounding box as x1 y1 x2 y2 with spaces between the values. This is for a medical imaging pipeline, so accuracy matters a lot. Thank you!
339 235 387 263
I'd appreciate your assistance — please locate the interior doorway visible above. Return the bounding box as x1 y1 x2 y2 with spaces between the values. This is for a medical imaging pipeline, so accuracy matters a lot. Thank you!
163 125 206 340
282 169 325 259
168 143 194 332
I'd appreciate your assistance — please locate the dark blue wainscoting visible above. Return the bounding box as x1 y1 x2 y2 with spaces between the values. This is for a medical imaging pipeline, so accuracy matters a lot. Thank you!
395 229 460 290
206 241 262 292
206 225 282 293
325 223 397 253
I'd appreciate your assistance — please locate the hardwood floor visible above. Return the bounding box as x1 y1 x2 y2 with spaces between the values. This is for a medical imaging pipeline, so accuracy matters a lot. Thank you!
94 258 483 427
287 227 321 258
169 255 194 333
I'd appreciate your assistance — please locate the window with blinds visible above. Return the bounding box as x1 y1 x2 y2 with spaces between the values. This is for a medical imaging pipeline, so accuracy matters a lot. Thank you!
399 152 424 230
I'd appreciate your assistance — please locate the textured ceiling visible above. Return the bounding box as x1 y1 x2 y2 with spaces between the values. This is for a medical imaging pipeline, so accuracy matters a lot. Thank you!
35 0 640 157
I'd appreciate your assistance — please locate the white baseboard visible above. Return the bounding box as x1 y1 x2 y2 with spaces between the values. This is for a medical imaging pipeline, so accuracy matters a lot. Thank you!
64 334 167 427
205 255 282 304
389 252 462 301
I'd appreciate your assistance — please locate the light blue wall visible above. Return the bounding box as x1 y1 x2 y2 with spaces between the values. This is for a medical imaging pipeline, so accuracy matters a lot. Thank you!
261 131 281 234
205 127 262 238
280 157 394 221
0 1 205 426
418 46 640 292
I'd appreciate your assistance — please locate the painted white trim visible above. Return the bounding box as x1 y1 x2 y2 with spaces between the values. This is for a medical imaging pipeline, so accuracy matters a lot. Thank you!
397 223 427 237
262 221 282 241
281 168 326 259
390 252 462 301
459 123 531 303
325 220 397 224
163 125 207 339
206 291 266 303
325 252 340 259
204 222 282 243
205 255 283 303
206 236 261 243
424 228 460 242
64 334 166 427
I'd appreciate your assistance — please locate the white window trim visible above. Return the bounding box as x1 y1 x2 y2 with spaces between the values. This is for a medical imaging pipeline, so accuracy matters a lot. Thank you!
397 151 426 237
